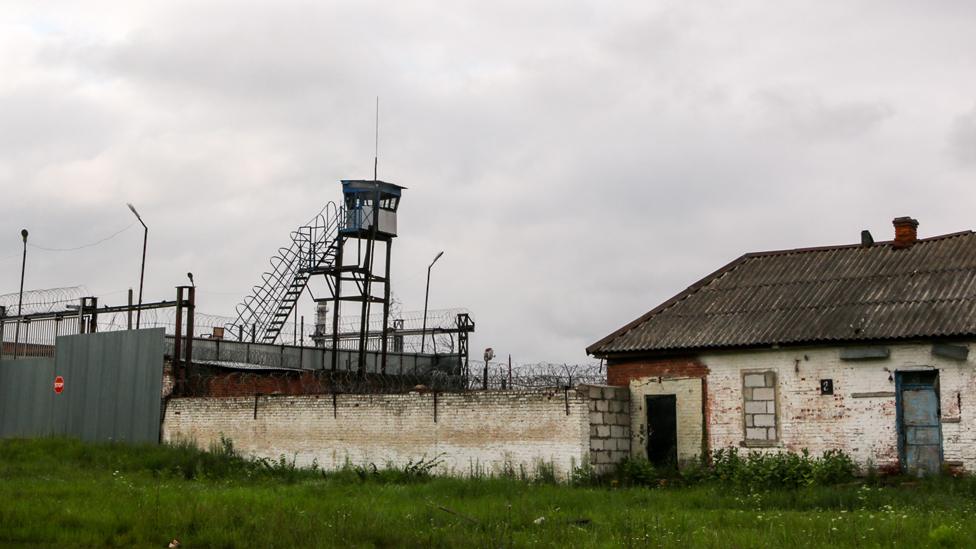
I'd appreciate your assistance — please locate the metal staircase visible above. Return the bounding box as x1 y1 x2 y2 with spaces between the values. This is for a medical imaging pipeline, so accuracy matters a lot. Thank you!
228 202 343 343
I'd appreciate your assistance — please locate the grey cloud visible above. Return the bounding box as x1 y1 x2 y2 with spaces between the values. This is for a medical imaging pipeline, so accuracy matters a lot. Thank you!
752 87 893 142
949 105 976 166
3 1 976 364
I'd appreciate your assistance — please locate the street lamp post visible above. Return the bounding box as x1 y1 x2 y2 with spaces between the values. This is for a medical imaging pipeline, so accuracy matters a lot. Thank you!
420 251 444 354
14 229 28 355
127 203 148 329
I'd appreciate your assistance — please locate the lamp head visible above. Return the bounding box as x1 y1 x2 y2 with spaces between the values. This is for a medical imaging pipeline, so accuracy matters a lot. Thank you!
20 229 28 242
187 272 194 286
431 251 444 266
127 203 143 222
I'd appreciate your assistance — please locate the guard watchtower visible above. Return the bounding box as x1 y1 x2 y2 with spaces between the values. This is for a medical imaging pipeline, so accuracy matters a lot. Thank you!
313 180 405 374
340 180 403 238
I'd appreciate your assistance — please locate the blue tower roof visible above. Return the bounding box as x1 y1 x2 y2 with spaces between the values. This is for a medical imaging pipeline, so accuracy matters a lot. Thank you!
341 180 405 198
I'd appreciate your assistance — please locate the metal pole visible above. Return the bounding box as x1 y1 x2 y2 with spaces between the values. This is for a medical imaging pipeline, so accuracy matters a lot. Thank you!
357 189 380 376
137 221 147 328
185 285 195 391
77 298 85 335
421 266 431 353
0 305 6 361
421 251 444 354
173 287 184 395
331 238 343 371
128 204 148 329
14 229 27 354
127 288 133 330
380 241 392 374
88 297 98 333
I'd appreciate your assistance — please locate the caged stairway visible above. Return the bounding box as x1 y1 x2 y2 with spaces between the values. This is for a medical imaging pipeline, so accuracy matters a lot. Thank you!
227 202 343 344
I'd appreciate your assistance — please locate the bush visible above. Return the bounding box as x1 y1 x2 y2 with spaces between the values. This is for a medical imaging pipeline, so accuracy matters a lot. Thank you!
616 458 659 486
704 447 857 490
812 449 858 485
569 457 596 486
348 454 445 483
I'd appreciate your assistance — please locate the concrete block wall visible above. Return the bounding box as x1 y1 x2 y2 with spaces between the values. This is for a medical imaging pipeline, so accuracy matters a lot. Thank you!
163 388 599 478
582 384 631 473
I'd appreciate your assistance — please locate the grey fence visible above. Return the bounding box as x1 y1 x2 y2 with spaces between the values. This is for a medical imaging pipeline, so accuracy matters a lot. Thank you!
0 328 165 443
167 336 457 375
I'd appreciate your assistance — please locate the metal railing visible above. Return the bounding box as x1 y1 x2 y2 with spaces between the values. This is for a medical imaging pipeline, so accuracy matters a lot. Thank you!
0 296 179 360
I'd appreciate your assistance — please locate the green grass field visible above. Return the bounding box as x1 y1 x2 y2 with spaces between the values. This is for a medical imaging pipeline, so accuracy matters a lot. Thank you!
1 438 975 548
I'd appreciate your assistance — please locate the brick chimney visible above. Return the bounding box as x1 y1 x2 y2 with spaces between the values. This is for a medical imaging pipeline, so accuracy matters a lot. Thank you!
892 216 919 249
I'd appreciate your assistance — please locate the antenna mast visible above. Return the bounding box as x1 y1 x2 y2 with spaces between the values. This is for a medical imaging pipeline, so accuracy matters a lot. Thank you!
373 96 379 182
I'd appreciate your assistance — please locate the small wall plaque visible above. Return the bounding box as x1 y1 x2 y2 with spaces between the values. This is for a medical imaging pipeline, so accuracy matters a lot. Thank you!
820 379 834 395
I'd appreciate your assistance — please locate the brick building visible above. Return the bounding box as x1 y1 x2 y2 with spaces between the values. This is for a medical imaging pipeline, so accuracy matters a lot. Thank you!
588 217 976 475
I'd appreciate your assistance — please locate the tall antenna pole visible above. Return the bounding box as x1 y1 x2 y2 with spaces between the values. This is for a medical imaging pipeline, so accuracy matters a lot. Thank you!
373 96 379 182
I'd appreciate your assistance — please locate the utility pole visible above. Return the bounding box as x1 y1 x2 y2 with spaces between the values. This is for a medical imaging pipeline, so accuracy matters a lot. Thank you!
127 203 148 329
421 251 444 353
14 229 28 355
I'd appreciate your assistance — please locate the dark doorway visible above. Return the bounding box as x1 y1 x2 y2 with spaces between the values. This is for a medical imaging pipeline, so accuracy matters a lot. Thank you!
646 394 678 467
896 370 942 476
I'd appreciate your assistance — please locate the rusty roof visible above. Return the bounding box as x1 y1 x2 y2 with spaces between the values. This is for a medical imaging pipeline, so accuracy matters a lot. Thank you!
588 230 976 357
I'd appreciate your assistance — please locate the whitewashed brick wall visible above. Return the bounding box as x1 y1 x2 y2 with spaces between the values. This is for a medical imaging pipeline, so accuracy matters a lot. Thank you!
163 389 599 477
628 377 703 465
700 342 976 470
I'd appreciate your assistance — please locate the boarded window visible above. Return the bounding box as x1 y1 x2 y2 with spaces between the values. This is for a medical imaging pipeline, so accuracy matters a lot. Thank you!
743 371 778 444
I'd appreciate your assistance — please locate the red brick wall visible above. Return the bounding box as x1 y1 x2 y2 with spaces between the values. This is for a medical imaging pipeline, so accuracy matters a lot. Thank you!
1 342 55 357
201 371 331 397
607 357 708 386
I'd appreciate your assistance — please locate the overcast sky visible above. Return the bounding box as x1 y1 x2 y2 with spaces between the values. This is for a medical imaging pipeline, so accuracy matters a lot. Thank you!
1 1 975 364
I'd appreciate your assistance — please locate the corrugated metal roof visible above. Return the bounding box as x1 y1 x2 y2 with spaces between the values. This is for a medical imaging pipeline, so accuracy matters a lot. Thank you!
588 230 976 356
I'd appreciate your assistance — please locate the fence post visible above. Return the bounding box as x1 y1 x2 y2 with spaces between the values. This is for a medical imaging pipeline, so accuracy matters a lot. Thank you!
185 285 195 390
21 320 31 358
127 289 133 330
173 287 185 396
77 298 85 335
0 306 5 361
508 354 512 388
88 297 98 333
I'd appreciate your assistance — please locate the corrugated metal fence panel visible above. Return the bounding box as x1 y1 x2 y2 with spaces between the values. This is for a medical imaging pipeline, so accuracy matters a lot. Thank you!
54 328 164 443
0 328 164 443
0 358 56 438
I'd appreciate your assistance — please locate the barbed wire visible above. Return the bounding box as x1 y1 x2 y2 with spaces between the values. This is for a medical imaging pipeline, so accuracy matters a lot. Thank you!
172 365 606 398
476 362 606 390
0 287 87 315
175 368 467 397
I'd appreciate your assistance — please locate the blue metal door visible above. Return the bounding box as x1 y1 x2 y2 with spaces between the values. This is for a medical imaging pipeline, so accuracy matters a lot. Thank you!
896 370 942 476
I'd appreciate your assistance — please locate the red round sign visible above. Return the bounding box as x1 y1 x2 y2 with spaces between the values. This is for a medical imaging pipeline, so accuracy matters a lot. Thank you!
54 376 64 394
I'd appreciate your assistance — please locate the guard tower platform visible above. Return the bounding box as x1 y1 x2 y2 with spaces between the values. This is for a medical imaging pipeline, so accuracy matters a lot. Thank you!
339 180 405 240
